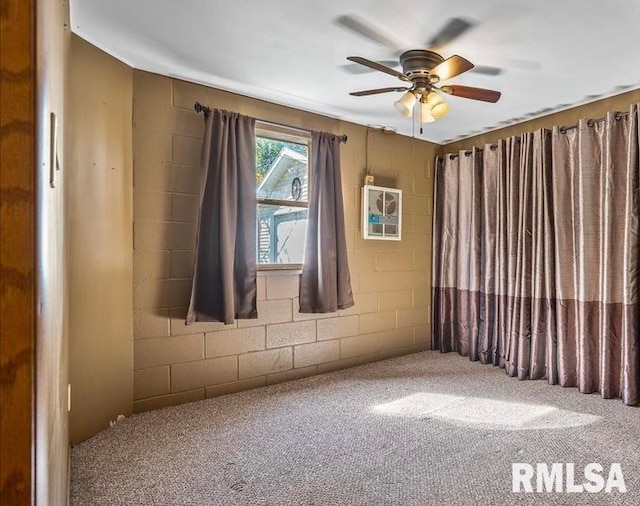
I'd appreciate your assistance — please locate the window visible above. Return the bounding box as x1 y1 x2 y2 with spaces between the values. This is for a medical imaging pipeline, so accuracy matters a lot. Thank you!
256 124 310 269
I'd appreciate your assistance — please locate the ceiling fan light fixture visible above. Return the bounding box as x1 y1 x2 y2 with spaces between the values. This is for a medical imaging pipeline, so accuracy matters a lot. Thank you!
394 91 417 117
420 100 435 123
426 91 443 106
431 100 450 119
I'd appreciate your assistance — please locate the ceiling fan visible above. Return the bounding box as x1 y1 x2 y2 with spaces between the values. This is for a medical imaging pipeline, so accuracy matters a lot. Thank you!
338 16 502 125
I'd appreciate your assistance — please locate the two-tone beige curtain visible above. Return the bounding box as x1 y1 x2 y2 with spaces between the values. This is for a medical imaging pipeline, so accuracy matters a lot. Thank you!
432 105 639 405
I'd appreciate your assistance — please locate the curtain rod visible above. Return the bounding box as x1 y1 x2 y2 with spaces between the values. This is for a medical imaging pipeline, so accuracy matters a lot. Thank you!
558 111 628 132
446 140 519 159
194 102 348 144
445 111 630 159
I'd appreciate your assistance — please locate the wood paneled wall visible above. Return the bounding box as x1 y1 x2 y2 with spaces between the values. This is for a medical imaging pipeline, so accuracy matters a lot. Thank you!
0 0 36 504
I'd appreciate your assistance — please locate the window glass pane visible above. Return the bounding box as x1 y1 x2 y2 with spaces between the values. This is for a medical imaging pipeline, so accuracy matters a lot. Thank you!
257 204 308 265
256 137 308 202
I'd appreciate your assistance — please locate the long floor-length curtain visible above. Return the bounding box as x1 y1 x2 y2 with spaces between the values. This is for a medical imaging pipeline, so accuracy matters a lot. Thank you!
299 132 354 313
187 109 257 325
432 104 639 405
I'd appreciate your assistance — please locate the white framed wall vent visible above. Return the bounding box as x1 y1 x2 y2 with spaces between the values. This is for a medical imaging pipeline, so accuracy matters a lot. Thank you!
362 185 402 241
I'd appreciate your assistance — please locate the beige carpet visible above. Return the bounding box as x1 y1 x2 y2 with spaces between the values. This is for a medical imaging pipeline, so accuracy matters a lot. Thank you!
71 351 639 505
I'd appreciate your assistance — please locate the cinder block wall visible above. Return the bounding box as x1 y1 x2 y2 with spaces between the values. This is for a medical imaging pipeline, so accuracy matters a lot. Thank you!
132 71 440 413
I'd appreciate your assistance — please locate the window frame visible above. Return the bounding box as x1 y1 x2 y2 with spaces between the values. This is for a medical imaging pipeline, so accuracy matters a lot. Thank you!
255 122 311 271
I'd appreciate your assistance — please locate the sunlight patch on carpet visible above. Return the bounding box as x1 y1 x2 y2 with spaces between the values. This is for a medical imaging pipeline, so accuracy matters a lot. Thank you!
371 393 602 430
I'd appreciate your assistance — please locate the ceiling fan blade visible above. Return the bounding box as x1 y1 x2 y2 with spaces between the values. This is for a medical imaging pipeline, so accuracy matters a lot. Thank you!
336 14 403 52
350 87 410 97
441 85 502 103
470 65 503 76
429 55 474 81
341 60 400 74
347 56 411 82
427 17 476 49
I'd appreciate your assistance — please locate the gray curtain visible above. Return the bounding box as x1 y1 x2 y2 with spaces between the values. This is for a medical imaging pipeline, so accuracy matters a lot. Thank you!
187 109 257 325
433 104 639 405
299 131 354 313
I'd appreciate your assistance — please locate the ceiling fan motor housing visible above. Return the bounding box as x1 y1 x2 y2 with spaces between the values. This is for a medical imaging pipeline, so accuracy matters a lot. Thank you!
400 50 444 80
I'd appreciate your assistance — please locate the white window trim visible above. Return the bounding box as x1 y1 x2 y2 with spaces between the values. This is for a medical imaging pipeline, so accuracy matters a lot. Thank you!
256 122 311 271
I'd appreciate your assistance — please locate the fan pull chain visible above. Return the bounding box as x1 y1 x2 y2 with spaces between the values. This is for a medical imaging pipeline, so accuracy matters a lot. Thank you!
412 110 416 138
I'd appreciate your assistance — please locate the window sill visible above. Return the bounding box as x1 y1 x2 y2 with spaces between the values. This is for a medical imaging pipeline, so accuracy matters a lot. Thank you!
257 264 303 274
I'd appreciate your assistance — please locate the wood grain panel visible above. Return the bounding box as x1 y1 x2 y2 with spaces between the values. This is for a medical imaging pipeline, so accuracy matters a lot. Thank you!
0 0 36 504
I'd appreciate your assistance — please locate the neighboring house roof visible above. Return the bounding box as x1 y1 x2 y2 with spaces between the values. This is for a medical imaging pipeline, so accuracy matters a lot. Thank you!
257 147 307 199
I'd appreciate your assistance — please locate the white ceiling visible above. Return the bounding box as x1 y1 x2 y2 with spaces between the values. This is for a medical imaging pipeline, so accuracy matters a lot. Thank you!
71 0 640 144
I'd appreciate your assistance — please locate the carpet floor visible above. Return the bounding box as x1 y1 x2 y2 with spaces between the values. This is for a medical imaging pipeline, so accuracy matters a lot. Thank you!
71 351 639 505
